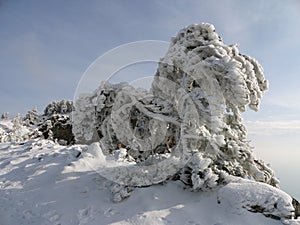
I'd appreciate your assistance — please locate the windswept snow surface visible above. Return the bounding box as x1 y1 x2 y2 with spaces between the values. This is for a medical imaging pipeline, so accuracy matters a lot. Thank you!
0 140 299 225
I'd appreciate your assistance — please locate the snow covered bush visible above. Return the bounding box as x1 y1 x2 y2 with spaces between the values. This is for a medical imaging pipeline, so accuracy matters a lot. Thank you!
180 152 219 191
1 114 29 142
1 112 9 119
73 23 278 191
24 108 39 126
44 100 73 116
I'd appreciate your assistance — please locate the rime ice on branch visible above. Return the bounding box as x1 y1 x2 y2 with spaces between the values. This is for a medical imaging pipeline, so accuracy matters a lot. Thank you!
72 23 278 189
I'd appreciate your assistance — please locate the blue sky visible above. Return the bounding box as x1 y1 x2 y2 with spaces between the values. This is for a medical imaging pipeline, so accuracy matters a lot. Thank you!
0 0 300 198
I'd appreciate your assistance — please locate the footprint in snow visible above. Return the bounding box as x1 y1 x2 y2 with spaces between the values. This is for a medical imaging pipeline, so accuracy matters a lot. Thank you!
43 210 61 224
103 207 118 218
78 206 98 225
23 209 34 219
185 220 201 225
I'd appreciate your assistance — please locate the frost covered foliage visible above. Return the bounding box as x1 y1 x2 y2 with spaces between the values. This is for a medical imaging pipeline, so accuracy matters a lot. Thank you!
73 82 179 158
1 112 9 119
73 23 278 191
152 23 278 188
0 114 29 142
24 108 39 126
180 153 219 191
44 100 73 116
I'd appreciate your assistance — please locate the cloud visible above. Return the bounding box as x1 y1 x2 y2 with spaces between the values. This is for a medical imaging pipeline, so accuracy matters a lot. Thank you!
263 92 300 111
245 120 300 136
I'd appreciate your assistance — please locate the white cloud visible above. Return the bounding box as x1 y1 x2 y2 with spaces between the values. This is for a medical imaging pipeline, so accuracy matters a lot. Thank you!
264 94 300 111
245 120 300 136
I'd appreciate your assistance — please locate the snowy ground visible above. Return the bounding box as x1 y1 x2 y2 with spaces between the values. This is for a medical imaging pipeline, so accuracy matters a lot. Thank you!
0 139 299 225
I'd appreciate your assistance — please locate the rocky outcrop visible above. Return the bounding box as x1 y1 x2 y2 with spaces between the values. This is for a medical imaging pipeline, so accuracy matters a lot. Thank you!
38 114 74 145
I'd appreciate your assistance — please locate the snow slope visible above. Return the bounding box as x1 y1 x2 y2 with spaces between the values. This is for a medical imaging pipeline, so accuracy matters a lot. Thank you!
0 140 299 225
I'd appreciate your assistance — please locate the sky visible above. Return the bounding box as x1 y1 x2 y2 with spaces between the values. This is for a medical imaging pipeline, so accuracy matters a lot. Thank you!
0 0 299 198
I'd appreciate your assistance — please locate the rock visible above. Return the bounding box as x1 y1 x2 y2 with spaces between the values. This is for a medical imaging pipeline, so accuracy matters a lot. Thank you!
217 178 295 220
38 114 74 145
292 197 300 219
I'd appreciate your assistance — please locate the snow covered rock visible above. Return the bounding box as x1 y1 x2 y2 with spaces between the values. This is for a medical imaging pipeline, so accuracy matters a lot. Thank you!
0 102 74 145
114 147 127 162
37 114 74 145
217 178 295 220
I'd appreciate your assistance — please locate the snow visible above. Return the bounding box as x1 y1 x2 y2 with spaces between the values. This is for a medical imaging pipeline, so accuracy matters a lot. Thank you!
0 140 299 225
218 178 295 219
0 118 30 143
114 148 127 161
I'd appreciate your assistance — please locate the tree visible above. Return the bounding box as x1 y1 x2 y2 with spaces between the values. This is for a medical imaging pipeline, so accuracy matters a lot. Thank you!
1 112 9 119
72 23 278 190
9 114 24 142
44 100 73 116
24 108 39 125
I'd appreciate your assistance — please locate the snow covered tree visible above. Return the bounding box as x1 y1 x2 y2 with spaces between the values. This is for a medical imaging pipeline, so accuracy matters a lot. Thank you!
6 113 25 142
24 108 39 125
44 100 73 116
73 23 278 190
1 112 9 119
151 23 277 188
